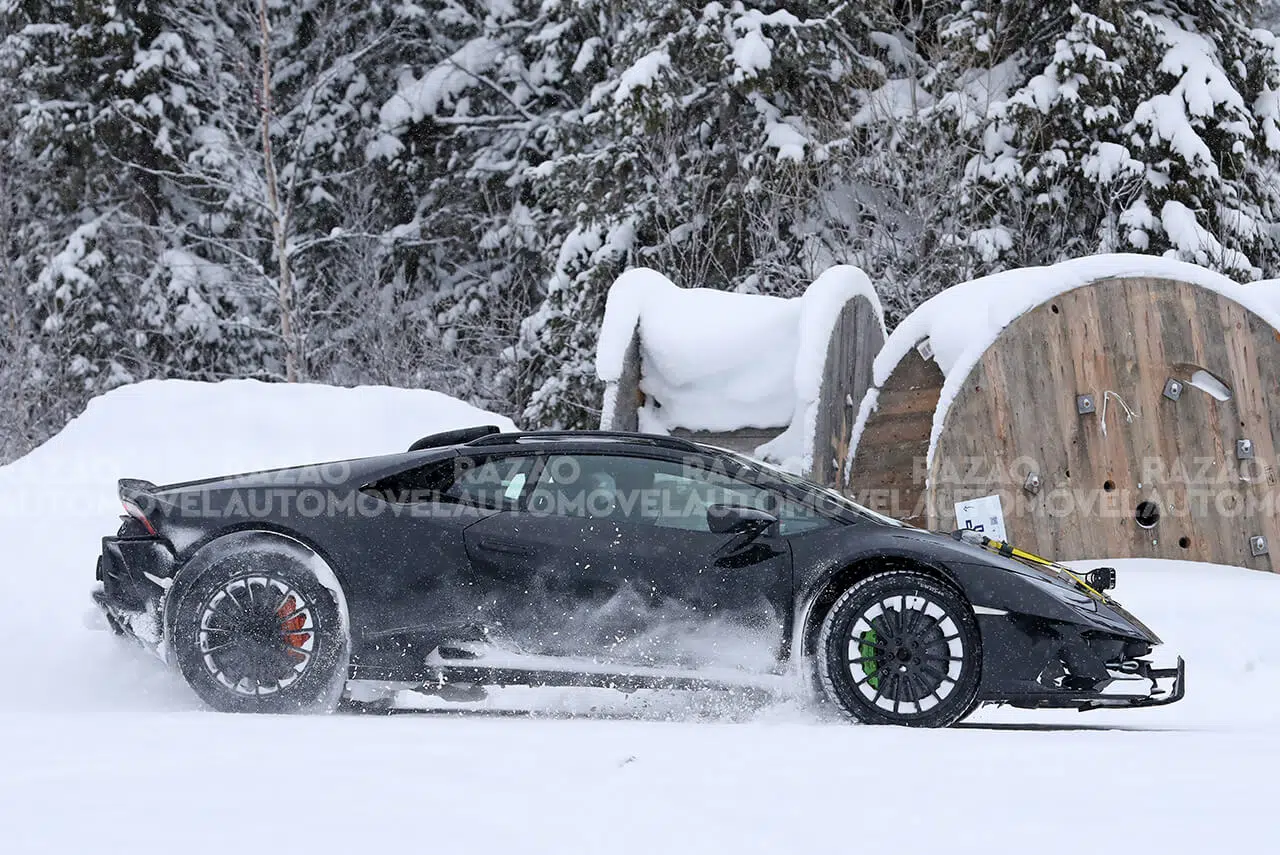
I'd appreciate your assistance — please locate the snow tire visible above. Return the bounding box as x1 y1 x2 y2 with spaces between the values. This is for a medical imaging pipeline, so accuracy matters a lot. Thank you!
817 569 981 727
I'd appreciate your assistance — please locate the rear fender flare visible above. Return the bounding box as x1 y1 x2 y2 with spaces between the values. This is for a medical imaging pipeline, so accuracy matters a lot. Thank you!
162 529 351 663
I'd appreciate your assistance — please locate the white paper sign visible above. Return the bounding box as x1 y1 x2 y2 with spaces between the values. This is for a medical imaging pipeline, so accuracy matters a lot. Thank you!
955 494 1007 542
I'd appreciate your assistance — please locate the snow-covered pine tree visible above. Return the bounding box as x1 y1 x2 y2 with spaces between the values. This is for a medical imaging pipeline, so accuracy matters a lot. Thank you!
367 0 572 412
1258 0 1280 31
3 0 272 407
0 13 53 458
2 1 166 404
949 0 1280 278
136 0 406 382
512 0 885 429
815 0 986 323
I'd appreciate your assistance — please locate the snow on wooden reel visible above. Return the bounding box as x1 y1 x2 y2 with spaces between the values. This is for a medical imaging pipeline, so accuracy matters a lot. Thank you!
596 266 885 486
845 256 1280 570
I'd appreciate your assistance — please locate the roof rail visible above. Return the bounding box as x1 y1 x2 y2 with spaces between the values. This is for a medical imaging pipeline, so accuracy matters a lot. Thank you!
467 430 705 453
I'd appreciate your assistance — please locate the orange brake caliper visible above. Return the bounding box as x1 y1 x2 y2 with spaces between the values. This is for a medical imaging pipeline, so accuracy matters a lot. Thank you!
276 595 311 657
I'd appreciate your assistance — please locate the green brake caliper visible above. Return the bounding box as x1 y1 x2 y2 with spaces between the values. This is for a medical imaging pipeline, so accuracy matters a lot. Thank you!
859 629 880 689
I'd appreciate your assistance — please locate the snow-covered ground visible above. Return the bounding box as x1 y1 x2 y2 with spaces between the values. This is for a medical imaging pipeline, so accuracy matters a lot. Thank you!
0 380 1276 853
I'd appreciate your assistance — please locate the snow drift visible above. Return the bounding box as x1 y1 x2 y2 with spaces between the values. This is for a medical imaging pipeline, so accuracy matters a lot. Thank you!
0 379 515 711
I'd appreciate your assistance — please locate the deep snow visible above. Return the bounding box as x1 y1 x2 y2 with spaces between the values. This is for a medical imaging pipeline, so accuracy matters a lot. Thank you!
0 380 1276 854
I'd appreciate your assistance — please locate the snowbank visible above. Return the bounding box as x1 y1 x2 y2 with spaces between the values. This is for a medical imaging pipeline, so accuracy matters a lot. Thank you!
0 379 514 711
597 266 883 468
858 254 1280 469
2 379 514 496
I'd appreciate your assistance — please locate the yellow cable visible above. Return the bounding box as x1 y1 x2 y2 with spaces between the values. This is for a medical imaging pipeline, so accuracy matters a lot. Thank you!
981 537 1107 600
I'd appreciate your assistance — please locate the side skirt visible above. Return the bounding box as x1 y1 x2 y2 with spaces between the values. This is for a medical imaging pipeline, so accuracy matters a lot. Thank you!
348 662 791 696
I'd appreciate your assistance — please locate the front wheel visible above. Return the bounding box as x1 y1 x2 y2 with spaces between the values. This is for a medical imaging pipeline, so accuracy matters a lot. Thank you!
171 549 348 713
816 569 981 727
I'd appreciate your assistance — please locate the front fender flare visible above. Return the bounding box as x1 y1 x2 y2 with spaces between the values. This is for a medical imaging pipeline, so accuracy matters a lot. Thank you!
791 544 969 663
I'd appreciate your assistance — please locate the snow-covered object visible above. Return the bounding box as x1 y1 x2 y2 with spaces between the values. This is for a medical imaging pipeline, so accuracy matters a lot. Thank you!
597 269 796 433
860 254 1280 469
597 266 883 471
756 267 885 471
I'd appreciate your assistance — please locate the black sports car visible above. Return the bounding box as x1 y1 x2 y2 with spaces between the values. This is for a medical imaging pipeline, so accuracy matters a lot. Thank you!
93 426 1183 726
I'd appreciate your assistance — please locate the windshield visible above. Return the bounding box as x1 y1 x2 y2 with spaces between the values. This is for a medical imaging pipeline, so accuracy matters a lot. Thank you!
711 447 906 527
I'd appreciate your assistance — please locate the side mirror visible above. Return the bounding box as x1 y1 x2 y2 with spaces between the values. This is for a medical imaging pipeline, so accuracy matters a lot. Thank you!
706 504 778 537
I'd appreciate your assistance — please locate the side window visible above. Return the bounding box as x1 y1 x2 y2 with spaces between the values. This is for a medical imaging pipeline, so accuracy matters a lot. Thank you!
366 454 534 509
649 469 771 532
446 456 532 506
528 453 831 535
771 496 834 536
528 454 649 520
649 468 832 535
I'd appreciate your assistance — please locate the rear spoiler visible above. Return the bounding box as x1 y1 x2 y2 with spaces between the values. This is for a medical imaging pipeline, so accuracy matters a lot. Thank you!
118 478 159 505
118 479 161 535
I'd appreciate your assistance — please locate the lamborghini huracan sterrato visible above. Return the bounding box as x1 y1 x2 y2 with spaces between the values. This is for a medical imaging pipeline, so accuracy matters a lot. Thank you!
93 426 1183 726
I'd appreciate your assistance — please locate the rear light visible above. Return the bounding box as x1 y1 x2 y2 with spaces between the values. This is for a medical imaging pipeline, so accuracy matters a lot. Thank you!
121 500 158 536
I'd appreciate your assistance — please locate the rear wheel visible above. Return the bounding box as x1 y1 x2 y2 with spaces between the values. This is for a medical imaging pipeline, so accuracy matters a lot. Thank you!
171 550 347 713
817 569 981 727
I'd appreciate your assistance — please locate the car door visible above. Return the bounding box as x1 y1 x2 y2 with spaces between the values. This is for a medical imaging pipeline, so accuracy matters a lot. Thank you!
460 452 648 660
462 450 797 672
626 457 810 672
350 451 539 656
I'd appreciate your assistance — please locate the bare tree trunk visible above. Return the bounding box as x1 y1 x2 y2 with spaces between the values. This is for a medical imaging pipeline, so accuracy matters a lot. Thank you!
257 0 297 382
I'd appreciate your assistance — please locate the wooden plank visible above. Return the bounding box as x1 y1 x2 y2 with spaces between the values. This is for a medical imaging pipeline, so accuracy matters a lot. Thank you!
869 385 947 419
809 296 884 486
599 330 641 432
854 413 935 450
847 344 944 526
671 428 783 456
